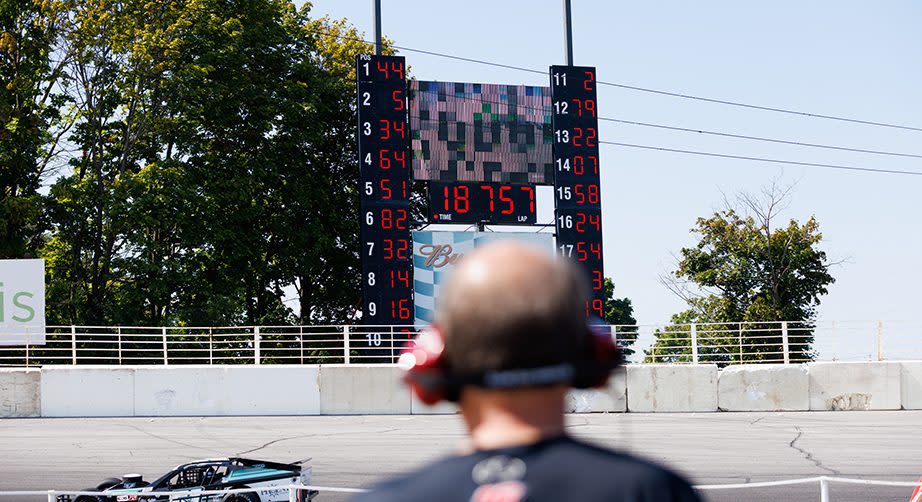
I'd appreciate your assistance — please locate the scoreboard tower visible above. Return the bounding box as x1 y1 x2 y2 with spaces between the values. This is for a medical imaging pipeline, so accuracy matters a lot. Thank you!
356 55 607 355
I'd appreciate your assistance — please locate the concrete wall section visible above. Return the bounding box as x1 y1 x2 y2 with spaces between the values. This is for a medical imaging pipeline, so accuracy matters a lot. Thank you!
135 366 320 416
41 366 134 417
0 368 41 417
718 365 808 411
627 364 718 412
808 362 901 410
900 361 922 410
566 367 627 413
319 365 409 414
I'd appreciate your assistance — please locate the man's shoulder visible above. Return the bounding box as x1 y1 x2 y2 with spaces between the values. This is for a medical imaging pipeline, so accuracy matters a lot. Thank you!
352 437 701 502
352 455 478 502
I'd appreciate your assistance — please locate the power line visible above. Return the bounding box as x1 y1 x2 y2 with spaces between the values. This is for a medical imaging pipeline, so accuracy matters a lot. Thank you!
599 118 922 160
409 86 922 159
311 24 922 133
410 116 922 176
601 141 922 177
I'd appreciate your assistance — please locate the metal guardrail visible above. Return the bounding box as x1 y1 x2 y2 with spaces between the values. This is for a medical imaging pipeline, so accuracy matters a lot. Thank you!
0 321 918 366
0 477 920 501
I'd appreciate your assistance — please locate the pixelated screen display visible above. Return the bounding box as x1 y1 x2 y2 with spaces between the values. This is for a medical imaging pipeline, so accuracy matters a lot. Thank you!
410 80 554 184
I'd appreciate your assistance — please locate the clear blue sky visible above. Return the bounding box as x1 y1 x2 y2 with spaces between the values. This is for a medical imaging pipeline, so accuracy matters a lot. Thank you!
304 1 922 357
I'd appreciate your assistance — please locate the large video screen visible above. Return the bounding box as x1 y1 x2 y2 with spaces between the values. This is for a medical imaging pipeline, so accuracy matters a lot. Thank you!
410 81 553 184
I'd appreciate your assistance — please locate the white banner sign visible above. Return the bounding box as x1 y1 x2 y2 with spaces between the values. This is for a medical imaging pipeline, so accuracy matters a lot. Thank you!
0 259 45 345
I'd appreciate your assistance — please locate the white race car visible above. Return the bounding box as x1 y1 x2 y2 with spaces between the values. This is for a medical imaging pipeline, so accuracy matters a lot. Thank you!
58 457 317 502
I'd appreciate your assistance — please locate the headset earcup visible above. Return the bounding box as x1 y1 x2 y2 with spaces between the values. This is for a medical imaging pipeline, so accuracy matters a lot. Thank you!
572 328 621 389
400 327 452 404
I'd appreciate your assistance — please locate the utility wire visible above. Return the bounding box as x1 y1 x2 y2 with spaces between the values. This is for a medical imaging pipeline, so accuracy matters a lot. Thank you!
410 116 922 177
312 25 922 132
410 87 922 159
600 141 922 177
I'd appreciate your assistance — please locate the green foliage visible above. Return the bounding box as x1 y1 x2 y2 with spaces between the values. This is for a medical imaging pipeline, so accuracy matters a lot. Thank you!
27 0 384 325
601 277 638 356
647 191 835 364
0 0 68 258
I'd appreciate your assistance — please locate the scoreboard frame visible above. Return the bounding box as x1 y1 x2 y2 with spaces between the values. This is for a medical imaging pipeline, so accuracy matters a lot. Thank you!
356 55 415 343
550 65 606 320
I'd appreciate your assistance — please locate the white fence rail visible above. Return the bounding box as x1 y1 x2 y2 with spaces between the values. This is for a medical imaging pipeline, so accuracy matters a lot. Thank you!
1 321 919 366
0 477 919 501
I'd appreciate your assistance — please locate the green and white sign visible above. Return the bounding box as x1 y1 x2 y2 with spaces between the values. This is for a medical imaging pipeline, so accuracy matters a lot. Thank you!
0 259 45 345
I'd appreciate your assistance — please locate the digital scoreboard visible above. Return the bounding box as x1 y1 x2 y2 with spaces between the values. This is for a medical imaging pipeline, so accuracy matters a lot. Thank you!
428 181 536 225
356 56 609 355
550 65 606 319
356 55 414 349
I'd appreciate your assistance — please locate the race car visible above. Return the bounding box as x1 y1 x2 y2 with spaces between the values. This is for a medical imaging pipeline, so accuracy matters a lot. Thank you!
58 457 317 502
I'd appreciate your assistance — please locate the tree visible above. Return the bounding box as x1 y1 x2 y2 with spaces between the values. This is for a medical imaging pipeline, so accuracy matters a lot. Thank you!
601 277 638 356
0 0 71 258
648 182 835 364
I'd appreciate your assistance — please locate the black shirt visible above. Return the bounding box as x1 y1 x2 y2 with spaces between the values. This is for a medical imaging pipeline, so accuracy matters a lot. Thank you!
353 435 701 502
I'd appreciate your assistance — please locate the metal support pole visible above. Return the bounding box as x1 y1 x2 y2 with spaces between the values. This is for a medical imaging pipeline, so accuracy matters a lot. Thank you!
738 323 744 364
563 0 574 65
117 327 122 365
781 321 790 364
343 326 351 364
690 323 699 364
71 325 77 364
373 0 382 55
254 326 261 365
288 487 298 502
162 327 168 365
877 320 884 361
819 477 829 502
47 490 55 502
390 325 395 362
209 328 214 365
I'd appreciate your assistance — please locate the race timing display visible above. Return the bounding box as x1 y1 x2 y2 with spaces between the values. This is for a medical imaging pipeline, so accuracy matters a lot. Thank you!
428 181 536 225
356 56 607 352
550 65 605 319
356 54 415 336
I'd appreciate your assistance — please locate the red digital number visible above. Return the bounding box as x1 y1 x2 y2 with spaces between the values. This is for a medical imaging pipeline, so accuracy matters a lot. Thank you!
455 185 469 213
376 61 405 80
392 89 405 111
519 185 535 213
586 298 604 318
391 298 412 320
573 127 583 147
383 239 410 260
575 242 601 262
584 70 595 91
576 212 602 233
499 185 514 214
574 184 599 205
376 61 389 79
480 184 495 211
380 209 408 230
585 127 597 147
380 178 392 199
390 269 411 288
590 242 601 260
378 120 405 140
572 98 596 117
592 270 603 291
573 155 599 176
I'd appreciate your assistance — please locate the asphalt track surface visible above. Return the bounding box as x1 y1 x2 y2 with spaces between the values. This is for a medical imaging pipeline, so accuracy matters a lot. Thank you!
2 412 920 502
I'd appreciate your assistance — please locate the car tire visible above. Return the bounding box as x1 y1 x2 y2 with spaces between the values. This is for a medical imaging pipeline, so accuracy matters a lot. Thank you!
73 492 101 502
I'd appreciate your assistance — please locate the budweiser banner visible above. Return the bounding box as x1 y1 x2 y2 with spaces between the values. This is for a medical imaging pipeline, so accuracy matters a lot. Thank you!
412 231 554 326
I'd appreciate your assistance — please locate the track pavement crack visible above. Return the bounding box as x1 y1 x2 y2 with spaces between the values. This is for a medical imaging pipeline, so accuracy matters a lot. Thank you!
789 425 841 475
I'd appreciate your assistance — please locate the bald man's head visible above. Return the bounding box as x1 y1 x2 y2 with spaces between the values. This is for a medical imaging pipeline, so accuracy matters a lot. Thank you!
434 241 589 375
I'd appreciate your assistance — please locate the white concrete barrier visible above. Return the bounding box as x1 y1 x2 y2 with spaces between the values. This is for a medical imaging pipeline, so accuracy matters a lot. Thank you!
411 394 458 415
718 364 808 411
135 366 320 416
900 361 922 410
808 362 901 410
41 366 134 417
627 364 718 412
0 368 41 417
566 367 627 413
319 365 410 414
